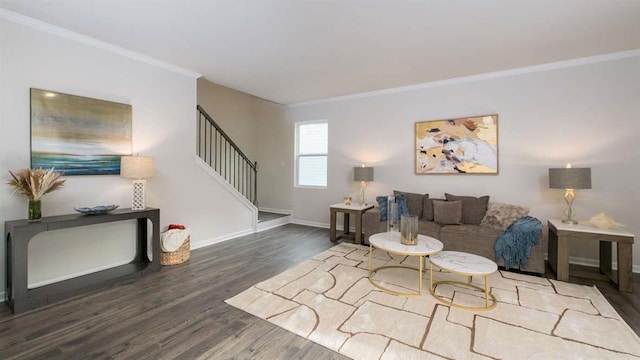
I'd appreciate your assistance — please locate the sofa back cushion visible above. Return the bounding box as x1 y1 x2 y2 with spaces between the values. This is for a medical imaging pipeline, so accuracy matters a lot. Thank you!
433 200 463 225
422 197 434 221
393 190 426 218
444 193 490 225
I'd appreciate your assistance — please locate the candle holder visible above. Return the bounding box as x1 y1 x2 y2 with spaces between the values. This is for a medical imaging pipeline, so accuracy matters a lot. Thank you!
401 214 418 245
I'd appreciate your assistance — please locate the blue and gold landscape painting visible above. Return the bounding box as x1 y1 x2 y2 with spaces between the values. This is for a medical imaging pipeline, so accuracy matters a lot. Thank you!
30 88 132 175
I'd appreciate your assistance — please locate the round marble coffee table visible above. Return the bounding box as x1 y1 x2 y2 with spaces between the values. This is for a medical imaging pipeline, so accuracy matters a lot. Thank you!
368 232 443 297
429 251 498 311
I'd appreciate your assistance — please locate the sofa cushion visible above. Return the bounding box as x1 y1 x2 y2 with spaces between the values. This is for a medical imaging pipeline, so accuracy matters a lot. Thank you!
480 202 530 231
393 190 426 218
376 194 409 221
439 224 503 256
433 200 463 225
422 197 434 221
418 220 443 238
444 193 490 225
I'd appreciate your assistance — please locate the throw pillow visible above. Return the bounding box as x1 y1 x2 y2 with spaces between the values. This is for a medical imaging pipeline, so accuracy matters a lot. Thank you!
433 200 463 225
376 194 409 221
376 195 390 221
393 190 427 218
444 193 490 225
422 197 435 221
395 193 409 218
480 202 530 231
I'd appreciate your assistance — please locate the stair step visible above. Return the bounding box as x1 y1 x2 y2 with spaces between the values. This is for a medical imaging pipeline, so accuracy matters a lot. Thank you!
257 212 291 232
258 211 289 223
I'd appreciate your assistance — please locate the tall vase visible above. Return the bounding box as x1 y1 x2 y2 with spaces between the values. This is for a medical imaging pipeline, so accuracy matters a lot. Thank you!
387 196 399 235
28 199 42 221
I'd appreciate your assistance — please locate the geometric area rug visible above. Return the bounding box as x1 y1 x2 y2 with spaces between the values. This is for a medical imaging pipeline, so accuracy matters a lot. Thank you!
225 244 640 359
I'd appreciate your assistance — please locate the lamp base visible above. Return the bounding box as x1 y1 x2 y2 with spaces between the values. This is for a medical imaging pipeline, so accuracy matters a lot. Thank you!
359 181 367 206
132 179 147 210
561 189 578 225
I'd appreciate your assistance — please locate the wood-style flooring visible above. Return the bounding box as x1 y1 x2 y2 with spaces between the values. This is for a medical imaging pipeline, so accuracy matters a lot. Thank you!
0 224 638 359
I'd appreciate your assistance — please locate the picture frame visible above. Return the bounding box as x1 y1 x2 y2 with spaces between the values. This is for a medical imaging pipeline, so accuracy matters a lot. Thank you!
30 88 132 175
415 114 498 174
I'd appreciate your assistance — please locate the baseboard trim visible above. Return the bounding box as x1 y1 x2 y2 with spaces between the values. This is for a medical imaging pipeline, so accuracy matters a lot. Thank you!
28 258 134 289
290 219 328 229
290 219 359 233
191 228 255 250
567 255 640 274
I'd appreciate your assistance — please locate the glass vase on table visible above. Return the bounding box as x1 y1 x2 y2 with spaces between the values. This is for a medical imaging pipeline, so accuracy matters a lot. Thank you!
387 196 399 239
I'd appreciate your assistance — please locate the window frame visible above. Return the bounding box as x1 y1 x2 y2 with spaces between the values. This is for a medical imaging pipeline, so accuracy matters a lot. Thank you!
294 120 328 189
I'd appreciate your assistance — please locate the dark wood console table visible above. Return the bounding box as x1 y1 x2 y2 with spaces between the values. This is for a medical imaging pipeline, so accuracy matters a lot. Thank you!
4 207 160 314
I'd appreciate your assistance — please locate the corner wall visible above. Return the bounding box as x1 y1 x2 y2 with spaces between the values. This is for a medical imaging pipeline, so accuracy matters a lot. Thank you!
288 55 640 269
0 18 253 288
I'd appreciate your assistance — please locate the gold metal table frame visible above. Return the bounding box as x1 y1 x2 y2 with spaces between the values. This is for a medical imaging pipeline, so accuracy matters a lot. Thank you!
368 245 426 297
429 255 497 311
367 232 443 297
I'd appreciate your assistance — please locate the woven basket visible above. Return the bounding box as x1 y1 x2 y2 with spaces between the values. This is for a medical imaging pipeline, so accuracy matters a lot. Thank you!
160 236 190 265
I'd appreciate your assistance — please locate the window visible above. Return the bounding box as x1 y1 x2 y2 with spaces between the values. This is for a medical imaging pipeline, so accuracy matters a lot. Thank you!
295 121 328 187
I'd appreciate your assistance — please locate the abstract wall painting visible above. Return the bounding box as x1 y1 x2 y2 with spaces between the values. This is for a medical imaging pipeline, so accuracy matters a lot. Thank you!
415 115 498 174
30 88 132 175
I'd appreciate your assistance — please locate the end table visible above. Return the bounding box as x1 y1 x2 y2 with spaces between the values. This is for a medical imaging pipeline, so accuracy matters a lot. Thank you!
329 203 374 245
548 218 634 292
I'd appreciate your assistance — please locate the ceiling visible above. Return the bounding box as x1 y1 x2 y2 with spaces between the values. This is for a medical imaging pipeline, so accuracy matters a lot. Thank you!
1 0 639 105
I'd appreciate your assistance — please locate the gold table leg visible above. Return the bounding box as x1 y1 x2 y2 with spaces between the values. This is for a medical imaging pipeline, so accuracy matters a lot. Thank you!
368 250 425 297
429 265 497 311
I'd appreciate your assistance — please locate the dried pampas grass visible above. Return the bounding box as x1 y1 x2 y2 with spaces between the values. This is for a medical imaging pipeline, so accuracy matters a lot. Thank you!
7 168 65 201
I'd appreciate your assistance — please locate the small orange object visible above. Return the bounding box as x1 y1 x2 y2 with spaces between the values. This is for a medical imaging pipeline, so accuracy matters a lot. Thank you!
168 224 186 230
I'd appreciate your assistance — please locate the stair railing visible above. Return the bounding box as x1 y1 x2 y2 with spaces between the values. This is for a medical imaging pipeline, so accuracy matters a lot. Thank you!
197 105 258 205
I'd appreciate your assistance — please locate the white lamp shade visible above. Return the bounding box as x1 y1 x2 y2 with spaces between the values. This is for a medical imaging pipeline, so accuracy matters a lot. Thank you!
121 156 155 179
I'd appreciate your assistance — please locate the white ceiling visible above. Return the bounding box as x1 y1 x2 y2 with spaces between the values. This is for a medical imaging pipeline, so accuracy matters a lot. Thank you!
1 0 639 105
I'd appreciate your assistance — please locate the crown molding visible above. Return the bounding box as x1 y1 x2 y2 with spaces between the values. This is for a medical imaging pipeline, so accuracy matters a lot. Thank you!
0 8 202 79
289 49 640 107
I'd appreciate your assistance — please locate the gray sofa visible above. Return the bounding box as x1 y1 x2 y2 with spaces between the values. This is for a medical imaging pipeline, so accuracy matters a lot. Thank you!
363 191 546 274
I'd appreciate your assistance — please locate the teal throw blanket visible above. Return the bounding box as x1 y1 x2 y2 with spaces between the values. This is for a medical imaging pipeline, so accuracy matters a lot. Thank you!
494 216 542 269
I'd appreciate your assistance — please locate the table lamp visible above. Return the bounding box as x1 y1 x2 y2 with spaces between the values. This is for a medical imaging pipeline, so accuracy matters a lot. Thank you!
548 163 591 224
354 165 374 206
121 155 155 210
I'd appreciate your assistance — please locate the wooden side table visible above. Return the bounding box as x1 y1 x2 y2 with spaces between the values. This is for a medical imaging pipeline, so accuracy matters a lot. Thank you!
329 203 374 245
548 218 634 292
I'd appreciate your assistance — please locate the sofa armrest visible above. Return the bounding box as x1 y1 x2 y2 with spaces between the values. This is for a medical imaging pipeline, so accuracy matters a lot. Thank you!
363 208 382 244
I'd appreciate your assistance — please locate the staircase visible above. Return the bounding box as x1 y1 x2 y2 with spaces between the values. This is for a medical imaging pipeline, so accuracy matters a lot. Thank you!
197 105 290 231
197 105 258 205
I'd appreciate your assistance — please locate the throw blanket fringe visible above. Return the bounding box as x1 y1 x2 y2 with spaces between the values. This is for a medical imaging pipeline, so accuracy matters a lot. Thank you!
495 216 542 269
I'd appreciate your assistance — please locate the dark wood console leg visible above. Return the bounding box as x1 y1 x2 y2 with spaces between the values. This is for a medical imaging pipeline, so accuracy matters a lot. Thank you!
9 231 31 313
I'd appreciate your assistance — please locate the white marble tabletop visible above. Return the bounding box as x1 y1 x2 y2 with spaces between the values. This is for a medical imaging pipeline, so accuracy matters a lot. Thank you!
549 218 633 237
430 251 498 276
330 203 374 211
369 232 443 256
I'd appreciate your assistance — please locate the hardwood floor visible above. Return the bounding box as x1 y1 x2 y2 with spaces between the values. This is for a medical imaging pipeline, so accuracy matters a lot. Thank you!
0 224 638 359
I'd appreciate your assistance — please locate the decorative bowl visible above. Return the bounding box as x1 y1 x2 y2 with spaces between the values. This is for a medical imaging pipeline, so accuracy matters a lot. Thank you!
74 205 119 215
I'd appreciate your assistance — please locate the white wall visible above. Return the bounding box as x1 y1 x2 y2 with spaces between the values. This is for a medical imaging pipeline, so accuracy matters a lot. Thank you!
0 17 253 288
288 55 640 269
